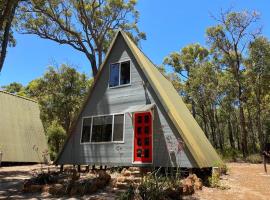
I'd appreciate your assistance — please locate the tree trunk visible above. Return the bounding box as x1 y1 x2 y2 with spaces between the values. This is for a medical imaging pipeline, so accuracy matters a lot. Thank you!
215 109 223 152
208 107 218 148
239 104 248 158
191 99 196 118
228 117 235 149
85 52 98 77
255 90 263 150
247 107 257 153
201 105 209 138
0 0 18 71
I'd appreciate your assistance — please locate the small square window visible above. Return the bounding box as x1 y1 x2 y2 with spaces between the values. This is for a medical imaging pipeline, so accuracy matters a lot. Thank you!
137 116 142 123
144 149 149 158
144 137 150 145
137 149 142 157
137 127 142 134
145 126 149 134
109 61 130 88
144 115 149 123
137 138 142 146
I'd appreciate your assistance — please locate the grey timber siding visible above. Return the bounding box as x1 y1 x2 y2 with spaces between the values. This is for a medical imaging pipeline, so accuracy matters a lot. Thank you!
57 34 196 167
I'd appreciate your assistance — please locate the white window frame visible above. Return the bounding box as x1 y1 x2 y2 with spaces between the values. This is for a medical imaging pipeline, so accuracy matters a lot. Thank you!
109 59 131 89
80 113 125 144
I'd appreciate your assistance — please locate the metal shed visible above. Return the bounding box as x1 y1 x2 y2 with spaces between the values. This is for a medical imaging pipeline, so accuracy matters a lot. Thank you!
0 91 49 163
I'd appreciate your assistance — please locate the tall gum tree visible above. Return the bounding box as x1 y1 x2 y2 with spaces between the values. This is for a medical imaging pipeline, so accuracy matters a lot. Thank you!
0 0 19 71
17 0 145 76
206 10 261 158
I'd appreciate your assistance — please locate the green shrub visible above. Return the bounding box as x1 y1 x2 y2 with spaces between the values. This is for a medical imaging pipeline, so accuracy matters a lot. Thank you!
213 161 228 175
46 121 66 160
208 172 220 188
218 148 242 162
116 185 134 200
138 175 166 200
246 154 262 163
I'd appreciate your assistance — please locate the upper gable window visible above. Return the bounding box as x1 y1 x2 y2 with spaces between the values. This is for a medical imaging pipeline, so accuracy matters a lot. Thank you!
109 61 130 88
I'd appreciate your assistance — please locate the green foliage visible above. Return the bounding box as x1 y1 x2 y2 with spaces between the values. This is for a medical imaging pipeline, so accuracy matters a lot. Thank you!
163 9 269 157
25 64 91 132
246 154 262 164
0 0 19 71
208 172 220 188
138 175 167 200
1 82 25 95
116 185 134 200
218 148 242 162
46 120 66 160
17 0 145 76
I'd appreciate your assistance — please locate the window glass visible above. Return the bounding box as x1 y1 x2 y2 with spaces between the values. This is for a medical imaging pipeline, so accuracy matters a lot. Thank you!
91 116 113 142
145 126 149 134
120 61 130 85
113 114 124 141
144 137 149 145
109 63 120 87
81 118 92 143
137 149 142 157
144 149 149 158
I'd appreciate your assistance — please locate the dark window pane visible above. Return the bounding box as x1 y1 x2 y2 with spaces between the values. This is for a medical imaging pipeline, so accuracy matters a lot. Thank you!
137 127 142 134
144 149 149 158
109 63 120 87
81 118 92 143
91 116 112 142
144 115 149 123
137 138 142 146
137 116 142 123
137 149 142 157
145 126 149 134
120 61 130 85
144 137 150 146
113 114 124 141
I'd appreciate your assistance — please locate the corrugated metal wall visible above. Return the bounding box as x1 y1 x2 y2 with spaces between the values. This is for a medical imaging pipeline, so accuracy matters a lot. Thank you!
0 91 48 162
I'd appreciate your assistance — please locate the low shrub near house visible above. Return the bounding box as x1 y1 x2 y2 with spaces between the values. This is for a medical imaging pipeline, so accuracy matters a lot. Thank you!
218 148 242 162
116 172 202 200
246 154 263 163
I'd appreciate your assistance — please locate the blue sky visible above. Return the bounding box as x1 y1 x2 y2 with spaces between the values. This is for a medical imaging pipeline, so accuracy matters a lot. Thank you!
0 0 270 86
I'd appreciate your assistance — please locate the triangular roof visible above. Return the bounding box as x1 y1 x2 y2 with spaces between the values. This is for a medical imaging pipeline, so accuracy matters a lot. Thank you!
0 91 49 162
56 31 222 167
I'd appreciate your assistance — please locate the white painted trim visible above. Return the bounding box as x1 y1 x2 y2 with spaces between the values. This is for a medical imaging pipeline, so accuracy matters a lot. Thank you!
80 113 125 145
108 59 131 89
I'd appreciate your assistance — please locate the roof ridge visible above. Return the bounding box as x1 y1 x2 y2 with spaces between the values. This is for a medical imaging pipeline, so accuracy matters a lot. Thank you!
0 90 38 103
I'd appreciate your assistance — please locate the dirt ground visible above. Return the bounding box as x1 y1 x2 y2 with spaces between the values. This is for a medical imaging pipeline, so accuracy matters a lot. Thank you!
0 163 270 200
194 163 270 200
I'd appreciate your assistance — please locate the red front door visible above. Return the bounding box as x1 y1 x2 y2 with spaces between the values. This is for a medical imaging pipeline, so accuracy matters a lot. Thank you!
134 112 152 163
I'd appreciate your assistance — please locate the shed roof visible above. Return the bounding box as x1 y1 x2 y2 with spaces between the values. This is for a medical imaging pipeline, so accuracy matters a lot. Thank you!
0 91 49 162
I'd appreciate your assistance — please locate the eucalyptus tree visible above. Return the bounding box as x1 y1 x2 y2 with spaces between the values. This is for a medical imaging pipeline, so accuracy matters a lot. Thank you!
25 64 92 133
206 10 261 157
0 0 19 71
163 43 209 118
17 0 145 76
245 36 270 149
